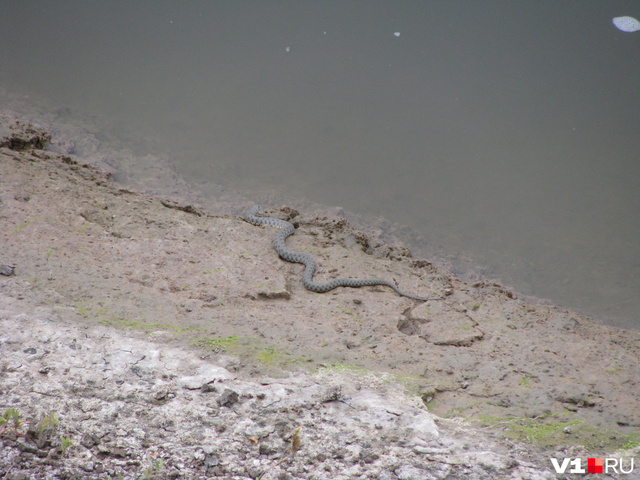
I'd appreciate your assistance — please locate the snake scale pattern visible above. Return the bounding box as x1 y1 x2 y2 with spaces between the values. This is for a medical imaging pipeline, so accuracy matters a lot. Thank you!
244 205 438 301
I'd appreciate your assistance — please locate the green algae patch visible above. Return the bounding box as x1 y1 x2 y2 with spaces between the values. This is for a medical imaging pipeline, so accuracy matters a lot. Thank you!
509 418 582 446
74 301 199 334
476 415 640 453
200 335 239 350
254 345 295 366
243 343 308 369
519 376 534 387
193 335 309 371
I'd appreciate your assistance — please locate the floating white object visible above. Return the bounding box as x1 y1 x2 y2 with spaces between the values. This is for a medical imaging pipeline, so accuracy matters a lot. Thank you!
393 32 401 37
612 16 640 32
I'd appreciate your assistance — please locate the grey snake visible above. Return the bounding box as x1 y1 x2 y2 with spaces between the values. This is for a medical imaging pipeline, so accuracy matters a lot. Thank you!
243 205 438 301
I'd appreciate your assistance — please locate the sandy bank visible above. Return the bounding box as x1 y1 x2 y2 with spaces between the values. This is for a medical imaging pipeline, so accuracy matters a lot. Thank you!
1 112 638 479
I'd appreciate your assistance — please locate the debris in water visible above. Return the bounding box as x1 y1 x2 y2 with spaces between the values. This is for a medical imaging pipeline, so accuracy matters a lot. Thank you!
612 16 640 32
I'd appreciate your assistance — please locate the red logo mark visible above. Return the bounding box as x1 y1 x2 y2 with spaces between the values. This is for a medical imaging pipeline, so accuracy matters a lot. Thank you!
588 458 603 474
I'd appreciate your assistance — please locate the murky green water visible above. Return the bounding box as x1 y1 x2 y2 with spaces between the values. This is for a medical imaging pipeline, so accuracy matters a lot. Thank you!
2 1 638 328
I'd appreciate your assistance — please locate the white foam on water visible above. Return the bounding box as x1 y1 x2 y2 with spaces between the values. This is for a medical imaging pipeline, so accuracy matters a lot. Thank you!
612 16 640 32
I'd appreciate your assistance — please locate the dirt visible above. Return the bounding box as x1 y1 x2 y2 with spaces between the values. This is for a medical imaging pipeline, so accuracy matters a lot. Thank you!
1 110 639 479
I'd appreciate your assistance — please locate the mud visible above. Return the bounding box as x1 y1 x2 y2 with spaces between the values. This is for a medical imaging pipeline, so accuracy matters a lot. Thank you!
1 111 639 479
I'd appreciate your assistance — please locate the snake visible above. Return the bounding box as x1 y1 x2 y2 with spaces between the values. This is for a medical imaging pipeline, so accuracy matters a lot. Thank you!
243 205 439 301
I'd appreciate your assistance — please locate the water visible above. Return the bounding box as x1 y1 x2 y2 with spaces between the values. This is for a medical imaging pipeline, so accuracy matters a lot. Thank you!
2 1 639 329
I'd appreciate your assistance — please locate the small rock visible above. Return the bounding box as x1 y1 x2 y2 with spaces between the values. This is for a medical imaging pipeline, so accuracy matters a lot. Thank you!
193 450 205 461
110 447 128 458
0 265 15 276
320 386 342 403
153 387 175 403
217 388 239 407
259 441 280 456
201 382 217 393
359 448 379 464
80 433 100 448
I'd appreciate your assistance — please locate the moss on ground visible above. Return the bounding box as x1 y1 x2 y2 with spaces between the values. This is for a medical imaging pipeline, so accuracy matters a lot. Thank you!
476 415 640 453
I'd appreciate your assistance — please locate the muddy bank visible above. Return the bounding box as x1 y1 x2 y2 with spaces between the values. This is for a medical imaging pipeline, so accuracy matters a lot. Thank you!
1 112 639 478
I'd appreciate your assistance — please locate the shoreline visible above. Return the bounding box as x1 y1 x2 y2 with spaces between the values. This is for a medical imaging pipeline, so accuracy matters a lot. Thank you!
1 88 634 331
1 110 639 478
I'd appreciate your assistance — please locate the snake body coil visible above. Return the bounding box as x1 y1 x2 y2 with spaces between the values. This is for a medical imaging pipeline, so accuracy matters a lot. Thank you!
244 205 437 301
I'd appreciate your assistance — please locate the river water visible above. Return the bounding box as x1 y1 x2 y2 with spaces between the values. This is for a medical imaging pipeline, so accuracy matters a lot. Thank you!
2 1 639 329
